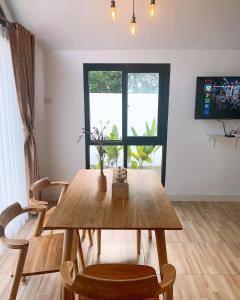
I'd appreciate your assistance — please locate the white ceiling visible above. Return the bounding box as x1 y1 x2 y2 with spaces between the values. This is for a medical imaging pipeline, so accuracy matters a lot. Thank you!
5 0 240 50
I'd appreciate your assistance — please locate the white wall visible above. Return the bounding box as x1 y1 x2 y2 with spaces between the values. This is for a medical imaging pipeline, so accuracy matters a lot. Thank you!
43 50 240 197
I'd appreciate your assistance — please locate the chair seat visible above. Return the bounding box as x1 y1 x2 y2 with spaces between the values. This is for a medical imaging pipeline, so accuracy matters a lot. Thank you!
11 232 78 276
84 264 157 280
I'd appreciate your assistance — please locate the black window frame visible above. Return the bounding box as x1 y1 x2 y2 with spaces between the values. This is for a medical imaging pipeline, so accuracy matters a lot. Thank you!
83 63 170 185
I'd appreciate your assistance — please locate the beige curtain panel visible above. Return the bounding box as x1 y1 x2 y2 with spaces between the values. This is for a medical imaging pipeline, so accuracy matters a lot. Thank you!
7 23 39 191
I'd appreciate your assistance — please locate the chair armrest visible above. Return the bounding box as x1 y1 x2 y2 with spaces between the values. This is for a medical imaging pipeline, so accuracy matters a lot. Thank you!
51 181 69 187
23 206 47 236
1 237 29 250
159 264 176 293
23 206 47 214
51 182 69 204
29 198 48 207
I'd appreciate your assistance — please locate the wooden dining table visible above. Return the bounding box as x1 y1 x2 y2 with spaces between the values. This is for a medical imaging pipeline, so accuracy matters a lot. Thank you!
45 169 182 300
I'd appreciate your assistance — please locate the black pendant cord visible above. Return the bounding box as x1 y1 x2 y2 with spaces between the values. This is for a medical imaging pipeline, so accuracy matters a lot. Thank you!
133 0 135 17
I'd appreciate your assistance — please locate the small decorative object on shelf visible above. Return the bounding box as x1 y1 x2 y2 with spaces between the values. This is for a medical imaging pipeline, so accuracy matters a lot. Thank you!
232 125 240 137
206 134 240 148
112 167 129 199
77 121 109 192
205 120 240 148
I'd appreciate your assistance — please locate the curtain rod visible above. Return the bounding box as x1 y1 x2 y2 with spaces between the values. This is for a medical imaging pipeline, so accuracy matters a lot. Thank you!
0 15 16 31
0 4 13 27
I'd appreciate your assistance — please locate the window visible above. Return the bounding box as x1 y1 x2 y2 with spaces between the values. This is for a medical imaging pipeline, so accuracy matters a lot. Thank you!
84 64 170 184
0 27 28 254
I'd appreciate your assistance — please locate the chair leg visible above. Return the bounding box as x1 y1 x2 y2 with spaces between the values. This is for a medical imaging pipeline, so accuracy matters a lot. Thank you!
137 230 141 254
148 230 152 240
74 257 79 273
9 247 28 300
82 229 86 238
76 231 85 270
97 229 101 255
87 229 93 246
164 286 173 300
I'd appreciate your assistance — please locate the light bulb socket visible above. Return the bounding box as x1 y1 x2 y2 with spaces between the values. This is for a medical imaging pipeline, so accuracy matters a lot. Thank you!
131 15 136 24
150 0 156 4
111 0 116 8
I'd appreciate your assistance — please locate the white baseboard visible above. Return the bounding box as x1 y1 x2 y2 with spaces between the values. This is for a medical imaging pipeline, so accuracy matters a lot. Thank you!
169 194 240 202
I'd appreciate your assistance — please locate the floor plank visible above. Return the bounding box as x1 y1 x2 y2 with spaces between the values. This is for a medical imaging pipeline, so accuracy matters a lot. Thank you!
0 202 240 299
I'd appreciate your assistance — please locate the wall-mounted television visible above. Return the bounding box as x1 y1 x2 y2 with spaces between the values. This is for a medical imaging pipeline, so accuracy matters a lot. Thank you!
195 77 240 119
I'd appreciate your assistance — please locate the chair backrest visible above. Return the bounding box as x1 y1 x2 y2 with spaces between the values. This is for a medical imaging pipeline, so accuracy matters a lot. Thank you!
0 202 46 241
73 274 159 300
0 203 24 241
60 262 175 300
29 178 52 197
29 178 68 206
0 202 47 300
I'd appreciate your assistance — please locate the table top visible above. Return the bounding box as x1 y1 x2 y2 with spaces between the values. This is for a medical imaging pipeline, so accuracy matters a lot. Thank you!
45 169 182 231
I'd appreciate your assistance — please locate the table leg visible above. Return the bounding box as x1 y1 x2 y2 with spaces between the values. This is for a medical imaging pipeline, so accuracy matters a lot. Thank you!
77 231 85 271
155 229 172 300
137 230 141 254
61 229 75 300
97 229 101 255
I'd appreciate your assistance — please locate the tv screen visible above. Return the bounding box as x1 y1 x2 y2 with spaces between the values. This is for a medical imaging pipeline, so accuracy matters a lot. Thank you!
195 77 240 119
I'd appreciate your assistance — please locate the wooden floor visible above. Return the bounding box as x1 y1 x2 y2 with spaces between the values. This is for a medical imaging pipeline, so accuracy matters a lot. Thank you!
0 202 240 300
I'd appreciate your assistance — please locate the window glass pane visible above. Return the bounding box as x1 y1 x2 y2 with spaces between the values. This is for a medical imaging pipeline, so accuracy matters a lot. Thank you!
89 71 122 139
127 73 159 136
127 145 162 177
90 145 123 169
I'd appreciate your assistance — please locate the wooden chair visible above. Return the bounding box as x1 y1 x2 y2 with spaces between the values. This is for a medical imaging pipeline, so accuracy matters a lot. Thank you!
0 202 79 300
29 177 93 245
60 261 176 300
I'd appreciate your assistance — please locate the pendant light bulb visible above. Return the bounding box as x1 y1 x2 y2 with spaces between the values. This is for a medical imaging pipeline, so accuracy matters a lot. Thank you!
110 0 117 20
150 0 156 17
130 0 137 35
131 15 137 35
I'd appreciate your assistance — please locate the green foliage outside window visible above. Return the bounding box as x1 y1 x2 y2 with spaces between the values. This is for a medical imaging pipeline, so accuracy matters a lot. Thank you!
105 125 122 168
89 71 158 94
89 71 122 93
93 118 159 169
128 73 159 94
128 118 160 168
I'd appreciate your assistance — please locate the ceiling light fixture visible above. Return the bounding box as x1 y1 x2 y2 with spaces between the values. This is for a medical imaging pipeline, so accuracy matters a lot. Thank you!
130 0 137 35
110 0 117 20
150 0 156 17
109 0 157 34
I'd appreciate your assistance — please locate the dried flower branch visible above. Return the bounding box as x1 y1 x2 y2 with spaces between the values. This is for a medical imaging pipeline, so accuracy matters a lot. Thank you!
77 121 109 170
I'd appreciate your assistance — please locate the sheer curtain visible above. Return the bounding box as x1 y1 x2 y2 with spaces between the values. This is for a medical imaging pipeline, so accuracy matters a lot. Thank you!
0 26 28 254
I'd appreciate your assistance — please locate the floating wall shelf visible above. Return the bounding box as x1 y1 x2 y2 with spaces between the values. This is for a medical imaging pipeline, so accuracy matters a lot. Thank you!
206 134 240 148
